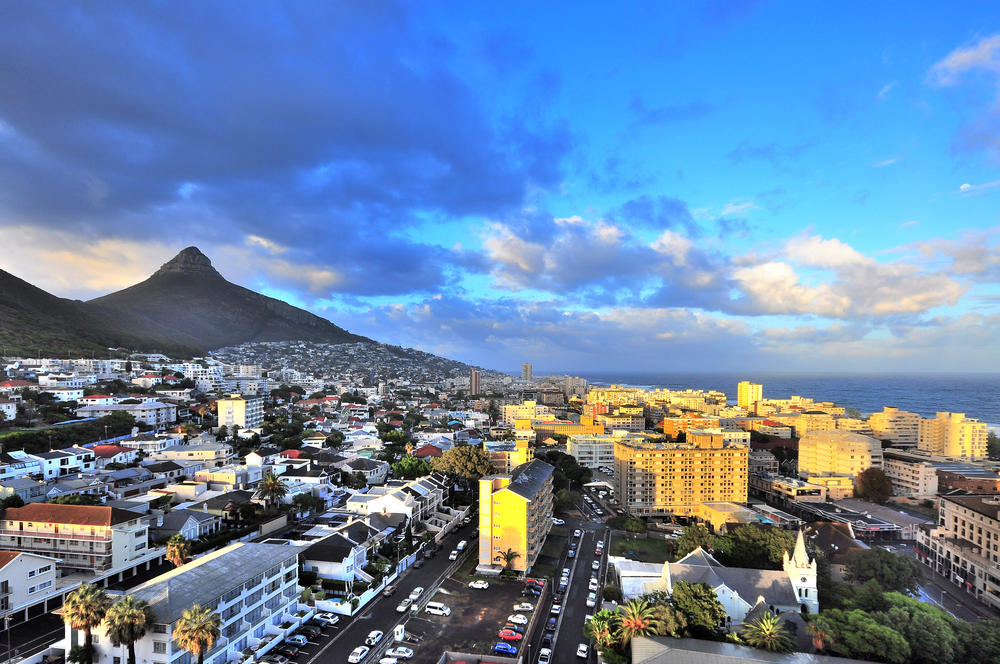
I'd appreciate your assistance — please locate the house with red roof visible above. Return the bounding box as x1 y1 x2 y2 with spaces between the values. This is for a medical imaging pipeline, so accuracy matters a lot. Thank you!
412 444 443 458
91 445 139 468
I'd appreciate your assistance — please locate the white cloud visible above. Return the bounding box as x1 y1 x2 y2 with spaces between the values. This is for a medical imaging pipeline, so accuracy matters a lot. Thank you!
650 230 692 266
958 179 1000 195
784 235 869 269
873 157 899 168
877 82 895 101
731 261 851 317
246 235 289 254
929 34 1000 86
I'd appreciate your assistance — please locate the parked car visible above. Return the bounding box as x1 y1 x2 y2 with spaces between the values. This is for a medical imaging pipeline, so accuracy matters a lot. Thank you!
574 529 583 538
545 617 557 631
513 602 534 612
382 584 398 597
586 592 597 608
558 581 568 593
276 645 299 658
348 647 369 663
507 613 528 625
501 623 525 634
498 629 523 641
588 578 599 591
365 630 384 646
457 540 468 550
550 605 561 616
448 550 459 560
305 619 328 630
386 648 414 659
493 643 518 656
285 635 308 646
541 637 552 650
408 587 424 601
577 644 589 659
567 548 576 558
552 518 565 525
413 559 425 569
522 587 541 597
261 656 289 664
298 626 321 639
469 580 489 589
551 593 563 605
378 659 398 664
592 560 601 570
538 648 552 664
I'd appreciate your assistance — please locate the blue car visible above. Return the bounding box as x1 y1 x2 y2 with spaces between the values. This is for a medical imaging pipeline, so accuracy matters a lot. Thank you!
494 642 518 656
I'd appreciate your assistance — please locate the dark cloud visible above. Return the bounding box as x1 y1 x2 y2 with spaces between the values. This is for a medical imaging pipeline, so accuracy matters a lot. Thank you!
609 195 699 235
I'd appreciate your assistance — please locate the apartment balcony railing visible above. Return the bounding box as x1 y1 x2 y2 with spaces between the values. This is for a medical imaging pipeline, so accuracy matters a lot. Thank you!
7 540 112 557
0 529 111 542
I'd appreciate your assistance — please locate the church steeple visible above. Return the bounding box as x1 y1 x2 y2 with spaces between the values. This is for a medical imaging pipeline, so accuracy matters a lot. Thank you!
783 529 818 614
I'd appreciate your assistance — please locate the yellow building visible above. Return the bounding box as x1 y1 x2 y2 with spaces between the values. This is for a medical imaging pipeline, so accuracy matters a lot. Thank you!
612 433 748 517
502 400 552 425
802 475 854 500
797 430 882 478
518 416 604 442
917 411 987 459
478 459 554 574
868 406 920 447
483 439 531 474
216 393 263 429
737 381 762 410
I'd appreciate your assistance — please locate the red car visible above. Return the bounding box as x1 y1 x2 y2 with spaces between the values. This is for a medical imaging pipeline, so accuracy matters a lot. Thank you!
498 630 523 641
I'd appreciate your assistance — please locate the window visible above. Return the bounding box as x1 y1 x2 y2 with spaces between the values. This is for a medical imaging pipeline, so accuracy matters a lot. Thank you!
153 642 168 654
153 624 168 634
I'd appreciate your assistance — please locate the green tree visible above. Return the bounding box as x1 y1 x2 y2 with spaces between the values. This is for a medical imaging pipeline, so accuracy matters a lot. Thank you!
674 525 714 558
584 609 622 650
954 617 1000 664
845 547 923 594
62 584 111 664
554 489 582 512
292 493 318 513
429 445 495 480
327 430 345 446
0 495 25 508
712 524 795 569
874 592 958 664
810 609 910 664
807 620 834 653
740 613 795 653
650 603 688 638
616 599 661 644
216 425 228 441
670 581 725 637
104 596 154 664
495 547 521 571
255 470 289 509
50 494 102 505
987 431 1000 459
166 534 190 568
392 455 432 479
173 605 221 664
855 467 894 503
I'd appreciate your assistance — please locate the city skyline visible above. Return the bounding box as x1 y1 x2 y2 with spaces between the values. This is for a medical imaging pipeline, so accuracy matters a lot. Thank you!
2 3 1000 372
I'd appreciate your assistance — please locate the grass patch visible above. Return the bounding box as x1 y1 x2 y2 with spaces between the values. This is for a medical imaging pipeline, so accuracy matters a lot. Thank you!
540 536 565 560
611 534 675 563
531 556 557 579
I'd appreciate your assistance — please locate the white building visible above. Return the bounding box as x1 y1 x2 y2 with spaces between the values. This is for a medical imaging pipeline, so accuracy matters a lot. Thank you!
216 394 264 430
568 431 645 469
76 402 178 428
0 550 63 624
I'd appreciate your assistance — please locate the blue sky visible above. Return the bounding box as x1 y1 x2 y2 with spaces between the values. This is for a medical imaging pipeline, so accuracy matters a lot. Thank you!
2 1 1000 373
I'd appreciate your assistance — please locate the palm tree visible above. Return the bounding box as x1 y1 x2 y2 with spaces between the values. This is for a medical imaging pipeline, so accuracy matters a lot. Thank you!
584 610 622 651
806 620 833 653
617 599 661 644
62 584 111 664
104 597 154 664
740 613 795 653
166 534 190 568
173 604 221 664
255 471 288 510
494 548 521 571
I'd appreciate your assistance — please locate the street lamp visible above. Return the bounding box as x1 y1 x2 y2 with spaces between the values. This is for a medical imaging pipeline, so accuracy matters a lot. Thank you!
5 614 12 664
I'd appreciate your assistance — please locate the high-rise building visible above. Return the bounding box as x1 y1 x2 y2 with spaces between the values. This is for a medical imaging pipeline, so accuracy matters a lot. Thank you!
521 363 533 381
736 381 762 410
613 433 748 517
917 412 988 459
470 369 481 395
478 460 554 573
797 430 882 479
868 406 920 447
216 393 264 429
483 439 531 474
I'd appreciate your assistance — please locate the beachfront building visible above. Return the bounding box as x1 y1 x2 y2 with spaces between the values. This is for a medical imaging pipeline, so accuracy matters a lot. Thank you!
797 430 882 479
478 460 554 575
868 407 920 448
736 381 762 410
483 439 531 474
567 431 644 469
917 412 988 459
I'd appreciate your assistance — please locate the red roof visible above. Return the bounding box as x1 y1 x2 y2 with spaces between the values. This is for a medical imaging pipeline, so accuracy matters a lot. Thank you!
82 394 114 400
281 449 304 458
413 445 442 458
92 445 133 459
0 380 35 388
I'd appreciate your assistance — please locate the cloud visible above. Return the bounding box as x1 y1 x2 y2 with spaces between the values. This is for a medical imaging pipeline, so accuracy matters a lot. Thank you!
929 34 1000 86
877 83 895 101
629 94 713 127
958 179 1000 195
727 141 810 170
873 157 899 168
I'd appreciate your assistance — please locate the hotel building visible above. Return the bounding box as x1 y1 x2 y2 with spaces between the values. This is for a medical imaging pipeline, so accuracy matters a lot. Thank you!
867 407 920 448
797 430 882 479
917 412 988 459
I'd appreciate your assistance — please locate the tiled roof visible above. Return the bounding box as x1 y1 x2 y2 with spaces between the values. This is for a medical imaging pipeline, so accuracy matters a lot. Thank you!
0 503 137 526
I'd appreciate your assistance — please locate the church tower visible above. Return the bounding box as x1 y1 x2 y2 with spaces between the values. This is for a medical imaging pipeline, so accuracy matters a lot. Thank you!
783 529 818 614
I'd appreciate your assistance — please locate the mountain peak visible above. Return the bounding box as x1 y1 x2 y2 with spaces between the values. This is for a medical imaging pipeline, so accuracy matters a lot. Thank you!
154 246 221 277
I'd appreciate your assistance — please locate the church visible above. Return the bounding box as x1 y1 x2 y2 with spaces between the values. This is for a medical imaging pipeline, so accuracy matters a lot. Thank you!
609 530 818 625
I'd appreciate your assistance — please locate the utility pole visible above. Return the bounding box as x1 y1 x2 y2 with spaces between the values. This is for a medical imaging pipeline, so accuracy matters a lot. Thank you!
5 614 12 664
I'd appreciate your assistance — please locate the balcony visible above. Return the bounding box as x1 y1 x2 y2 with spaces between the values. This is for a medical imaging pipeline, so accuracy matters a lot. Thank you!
0 529 111 542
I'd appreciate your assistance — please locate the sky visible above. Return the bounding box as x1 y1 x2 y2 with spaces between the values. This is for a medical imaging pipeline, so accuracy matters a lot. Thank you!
2 1 1000 374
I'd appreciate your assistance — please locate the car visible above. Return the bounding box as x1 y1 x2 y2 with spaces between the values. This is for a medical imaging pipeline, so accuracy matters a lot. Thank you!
305 619 328 630
501 623 525 634
513 602 534 612
413 559 425 569
550 604 561 615
592 560 601 570
298 626 321 639
276 645 299 658
522 587 541 597
595 509 604 516
586 592 597 608
574 529 583 538
378 659 398 664
365 630 384 646
493 643 518 656
562 567 571 576
552 593 563 605
386 648 414 659
552 518 565 525
577 644 589 659
457 540 468 550
469 580 490 589
348 647 370 663
588 579 599 591
408 587 424 601
538 648 552 664
448 550 459 560
316 612 340 626
285 635 308 646
423 549 435 560
498 630 523 641
583 614 593 623
382 584 398 597
558 581 568 593
545 617 557 631
396 598 413 613
567 548 576 558
507 613 528 625
262 656 289 664
541 637 553 649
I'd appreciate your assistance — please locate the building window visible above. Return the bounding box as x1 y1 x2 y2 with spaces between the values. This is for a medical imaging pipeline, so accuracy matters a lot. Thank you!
153 642 168 654
153 624 168 634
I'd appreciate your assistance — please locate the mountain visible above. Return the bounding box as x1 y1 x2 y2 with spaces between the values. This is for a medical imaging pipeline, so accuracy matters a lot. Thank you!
0 247 369 357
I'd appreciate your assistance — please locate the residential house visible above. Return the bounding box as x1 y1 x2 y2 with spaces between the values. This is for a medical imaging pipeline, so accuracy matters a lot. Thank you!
91 445 139 468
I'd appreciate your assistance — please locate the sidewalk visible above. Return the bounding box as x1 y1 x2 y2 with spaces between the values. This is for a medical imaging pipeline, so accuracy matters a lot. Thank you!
920 565 1000 622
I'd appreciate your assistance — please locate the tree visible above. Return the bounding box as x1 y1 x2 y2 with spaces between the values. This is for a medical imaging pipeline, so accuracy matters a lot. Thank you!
429 445 495 480
50 494 103 505
670 581 725 637
616 599 661 644
104 596 154 664
988 431 1000 459
495 547 521 571
674 525 714 558
173 604 221 664
392 455 432 479
806 620 833 653
292 493 318 513
845 547 923 594
712 524 795 570
0 495 25 509
740 613 795 653
327 430 345 447
584 609 622 650
650 603 688 638
216 425 228 441
873 592 959 664
855 467 894 503
255 470 289 509
554 489 582 512
810 609 910 664
166 534 190 568
63 584 111 664
954 617 1000 664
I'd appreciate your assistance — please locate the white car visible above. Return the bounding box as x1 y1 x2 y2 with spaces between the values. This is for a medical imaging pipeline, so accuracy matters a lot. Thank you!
348 647 370 663
448 550 459 560
396 598 412 613
513 602 533 612
586 592 597 608
378 659 398 664
386 648 413 660
507 613 528 625
365 630 384 646
408 587 424 601
469 580 490 589
577 644 589 659
573 529 582 538
588 579 599 591
550 604 561 615
552 518 565 525
538 648 552 664
316 612 340 625
592 560 601 570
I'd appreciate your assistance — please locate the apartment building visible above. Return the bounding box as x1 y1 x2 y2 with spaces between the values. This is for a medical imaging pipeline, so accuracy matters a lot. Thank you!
736 381 762 410
660 415 721 439
688 428 750 447
918 412 988 459
749 474 827 504
0 504 150 574
882 450 939 496
0 550 60 617
797 430 882 479
916 494 1000 611
501 400 552 425
522 416 604 442
478 460 554 574
76 542 305 664
613 433 748 517
867 406 920 447
76 401 178 428
597 412 645 432
150 442 234 467
567 431 645 469
216 393 265 429
483 439 531 474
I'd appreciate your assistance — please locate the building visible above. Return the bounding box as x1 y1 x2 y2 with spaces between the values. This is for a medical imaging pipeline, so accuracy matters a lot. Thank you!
478 459 554 574
660 415 721 439
150 442 234 467
216 393 264 430
750 474 827 505
916 494 1000 611
882 450 939 496
501 400 551 426
75 401 177 428
597 411 645 432
73 542 306 664
918 412 988 459
469 369 481 395
483 439 531 474
521 363 532 381
736 381 762 410
629 636 871 664
797 430 882 479
567 431 644 469
613 433 748 517
0 503 151 575
0 550 62 626
867 406 920 447
748 450 779 476
801 475 854 500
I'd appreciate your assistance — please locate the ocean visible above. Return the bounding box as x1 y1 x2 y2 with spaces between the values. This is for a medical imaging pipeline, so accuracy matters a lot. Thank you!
580 373 1000 429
